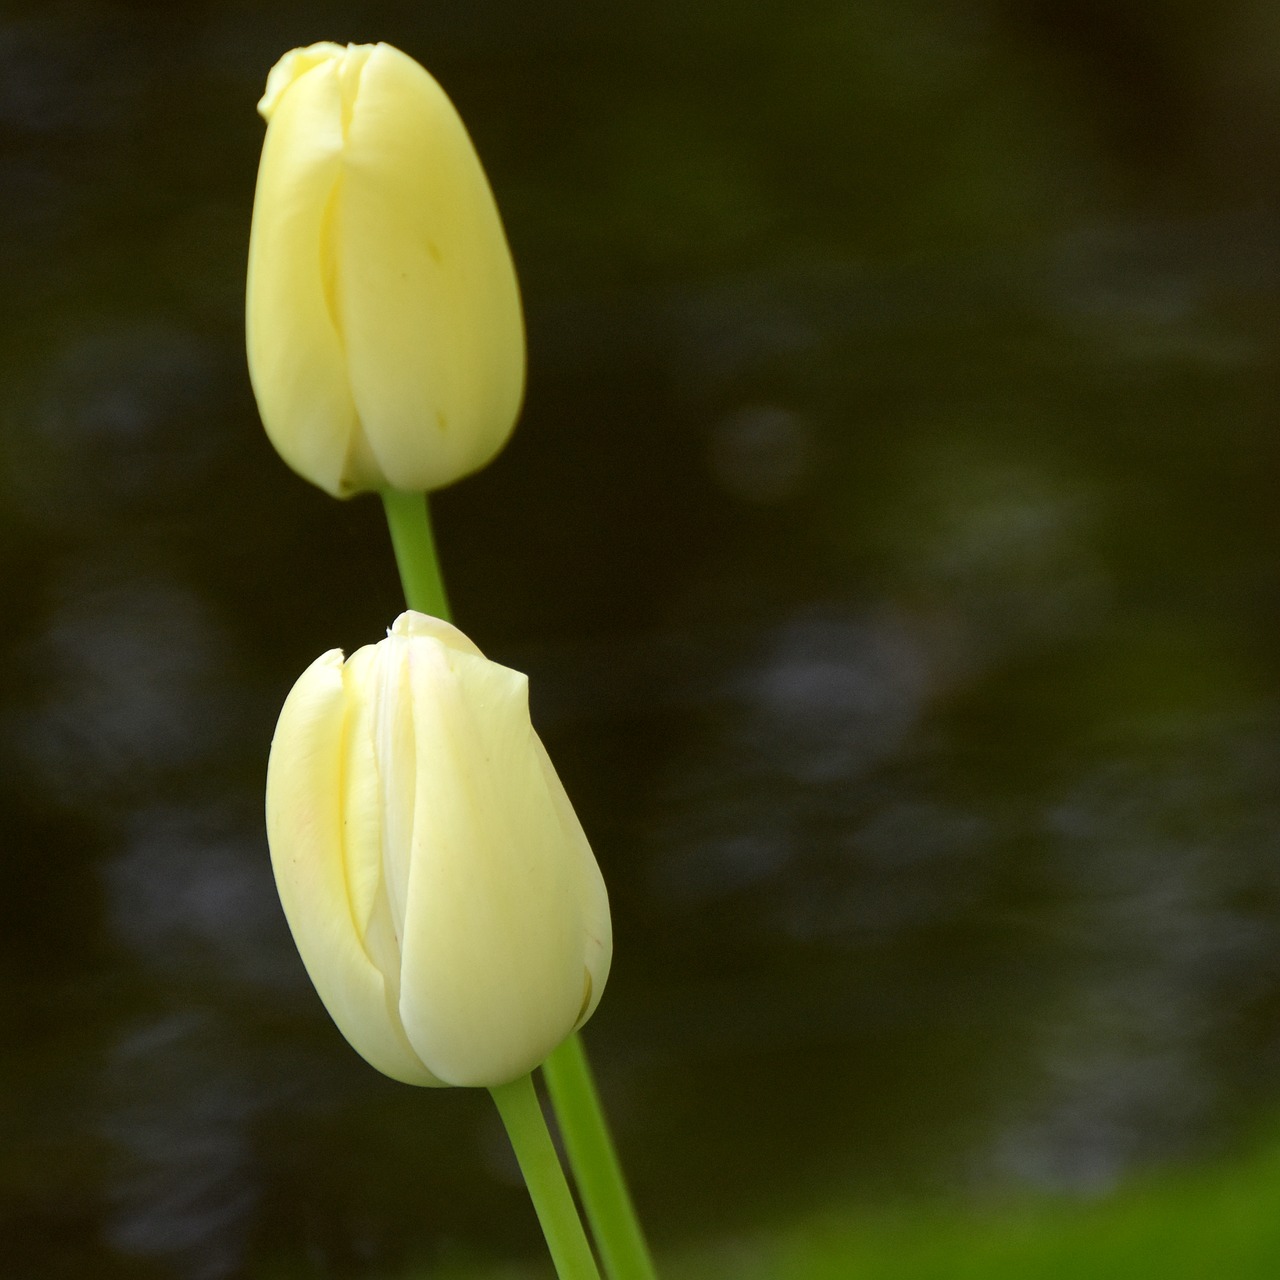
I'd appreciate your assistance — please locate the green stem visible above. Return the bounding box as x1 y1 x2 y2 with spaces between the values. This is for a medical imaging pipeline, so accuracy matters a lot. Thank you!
377 484 657 1279
380 488 451 618
490 1075 601 1280
542 1036 657 1280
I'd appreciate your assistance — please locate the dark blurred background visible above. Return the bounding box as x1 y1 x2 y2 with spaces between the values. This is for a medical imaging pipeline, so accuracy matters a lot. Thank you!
4 1 1280 1276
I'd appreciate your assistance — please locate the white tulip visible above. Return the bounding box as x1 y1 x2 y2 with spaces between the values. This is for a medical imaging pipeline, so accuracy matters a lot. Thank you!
247 43 525 498
266 611 610 1086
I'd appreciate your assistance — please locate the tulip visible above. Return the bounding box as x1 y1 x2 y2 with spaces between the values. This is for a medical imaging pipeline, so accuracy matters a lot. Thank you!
265 611 611 1087
246 42 525 499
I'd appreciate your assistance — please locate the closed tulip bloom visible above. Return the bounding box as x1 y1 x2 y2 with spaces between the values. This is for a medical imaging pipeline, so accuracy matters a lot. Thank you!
247 42 525 498
266 611 611 1087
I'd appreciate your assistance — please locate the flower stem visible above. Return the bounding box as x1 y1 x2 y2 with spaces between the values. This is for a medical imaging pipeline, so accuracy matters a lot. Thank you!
490 1075 601 1280
380 488 451 618
378 485 657 1279
542 1036 658 1280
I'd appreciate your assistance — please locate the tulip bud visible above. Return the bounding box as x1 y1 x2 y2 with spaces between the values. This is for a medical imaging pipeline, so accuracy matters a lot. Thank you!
265 612 611 1086
246 42 525 499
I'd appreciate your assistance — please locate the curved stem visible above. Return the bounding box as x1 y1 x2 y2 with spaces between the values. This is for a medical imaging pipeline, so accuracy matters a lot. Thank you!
380 488 451 619
491 1075 601 1280
543 1036 657 1280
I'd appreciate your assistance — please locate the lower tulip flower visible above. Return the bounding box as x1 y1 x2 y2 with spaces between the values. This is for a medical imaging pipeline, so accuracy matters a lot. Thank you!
265 610 611 1087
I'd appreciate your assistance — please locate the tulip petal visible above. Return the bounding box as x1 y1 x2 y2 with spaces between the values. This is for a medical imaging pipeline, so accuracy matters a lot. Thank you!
339 644 403 990
372 630 418 949
335 44 526 492
246 56 366 499
390 608 484 656
535 736 613 1027
257 42 346 120
266 649 439 1085
396 641 586 1085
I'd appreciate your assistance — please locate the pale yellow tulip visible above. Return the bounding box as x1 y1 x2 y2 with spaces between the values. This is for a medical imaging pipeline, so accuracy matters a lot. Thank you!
265 612 611 1086
247 43 525 498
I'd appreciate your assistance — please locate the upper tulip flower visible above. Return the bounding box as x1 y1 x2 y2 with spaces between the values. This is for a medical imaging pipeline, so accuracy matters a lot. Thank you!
265 611 611 1087
246 43 525 499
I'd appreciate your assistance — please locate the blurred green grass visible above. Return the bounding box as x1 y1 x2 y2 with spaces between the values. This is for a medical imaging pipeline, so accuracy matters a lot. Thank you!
411 1130 1280 1279
693 1135 1280 1280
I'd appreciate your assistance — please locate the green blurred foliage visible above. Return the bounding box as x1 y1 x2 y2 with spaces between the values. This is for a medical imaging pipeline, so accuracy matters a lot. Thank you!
681 1130 1280 1278
377 1128 1280 1278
